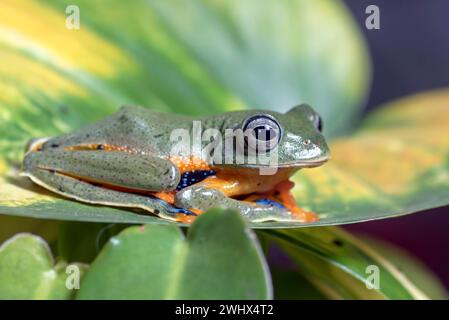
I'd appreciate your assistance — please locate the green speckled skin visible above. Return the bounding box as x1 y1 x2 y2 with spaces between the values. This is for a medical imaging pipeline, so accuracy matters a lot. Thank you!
22 105 329 223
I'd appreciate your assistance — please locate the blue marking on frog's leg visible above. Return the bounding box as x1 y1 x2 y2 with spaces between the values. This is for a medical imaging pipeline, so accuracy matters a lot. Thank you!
176 170 216 190
169 207 197 216
147 195 197 216
254 198 286 209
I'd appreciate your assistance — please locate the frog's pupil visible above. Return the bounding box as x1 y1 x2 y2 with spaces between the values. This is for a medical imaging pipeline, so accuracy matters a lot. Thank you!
176 169 216 191
317 117 323 132
253 126 276 141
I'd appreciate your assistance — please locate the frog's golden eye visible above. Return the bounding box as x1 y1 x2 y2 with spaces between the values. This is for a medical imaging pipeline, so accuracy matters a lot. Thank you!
242 115 282 153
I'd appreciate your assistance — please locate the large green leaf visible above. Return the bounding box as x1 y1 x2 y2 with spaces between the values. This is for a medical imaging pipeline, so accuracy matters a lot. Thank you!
2 90 449 228
0 0 372 227
0 233 86 299
287 90 449 227
0 0 368 163
48 0 369 136
4 1 448 228
77 209 271 299
262 227 446 299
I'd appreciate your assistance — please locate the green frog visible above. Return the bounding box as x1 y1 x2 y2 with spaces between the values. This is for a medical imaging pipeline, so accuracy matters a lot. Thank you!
22 104 329 223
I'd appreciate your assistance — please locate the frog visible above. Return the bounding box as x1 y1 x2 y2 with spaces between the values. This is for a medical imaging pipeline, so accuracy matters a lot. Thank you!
22 104 329 224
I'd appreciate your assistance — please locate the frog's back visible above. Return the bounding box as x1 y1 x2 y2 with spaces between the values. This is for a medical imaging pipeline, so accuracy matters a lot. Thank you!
42 106 193 156
99 106 194 155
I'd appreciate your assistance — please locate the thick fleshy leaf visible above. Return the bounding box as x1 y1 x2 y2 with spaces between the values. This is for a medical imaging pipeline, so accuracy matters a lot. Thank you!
0 215 59 244
262 227 444 299
0 233 87 299
0 0 371 227
77 209 271 299
58 221 126 263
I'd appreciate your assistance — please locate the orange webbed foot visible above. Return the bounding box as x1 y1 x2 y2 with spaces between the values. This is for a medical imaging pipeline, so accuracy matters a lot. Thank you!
275 180 319 223
175 213 196 224
174 208 203 224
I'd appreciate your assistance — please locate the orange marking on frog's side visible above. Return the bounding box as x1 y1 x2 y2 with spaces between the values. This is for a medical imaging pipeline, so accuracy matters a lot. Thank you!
169 155 211 173
65 144 132 152
152 158 317 223
151 156 211 205
152 191 175 204
199 167 296 197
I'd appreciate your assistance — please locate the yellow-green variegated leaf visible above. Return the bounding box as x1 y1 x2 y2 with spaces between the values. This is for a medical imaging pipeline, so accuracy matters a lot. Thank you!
0 0 372 227
246 90 449 228
285 90 449 228
360 235 448 299
3 89 449 228
0 0 369 163
262 227 446 299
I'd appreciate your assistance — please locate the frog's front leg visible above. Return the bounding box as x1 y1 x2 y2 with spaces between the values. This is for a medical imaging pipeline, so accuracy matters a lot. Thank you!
174 185 296 223
23 150 180 192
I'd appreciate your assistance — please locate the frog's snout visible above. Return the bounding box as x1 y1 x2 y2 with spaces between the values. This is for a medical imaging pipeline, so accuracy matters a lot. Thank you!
25 137 51 153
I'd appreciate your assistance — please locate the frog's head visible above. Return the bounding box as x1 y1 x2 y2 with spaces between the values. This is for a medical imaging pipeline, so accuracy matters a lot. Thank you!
213 104 330 169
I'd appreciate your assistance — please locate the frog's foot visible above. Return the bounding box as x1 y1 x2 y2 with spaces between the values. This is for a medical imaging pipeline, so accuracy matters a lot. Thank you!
174 186 222 214
174 214 195 224
274 180 318 222
174 185 293 223
174 209 203 224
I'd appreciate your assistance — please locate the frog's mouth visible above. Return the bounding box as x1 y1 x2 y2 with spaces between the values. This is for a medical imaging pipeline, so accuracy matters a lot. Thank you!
214 155 330 169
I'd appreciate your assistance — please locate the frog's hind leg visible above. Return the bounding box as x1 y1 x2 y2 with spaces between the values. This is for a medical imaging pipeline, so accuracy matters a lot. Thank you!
23 149 180 192
21 166 195 222
22 149 192 221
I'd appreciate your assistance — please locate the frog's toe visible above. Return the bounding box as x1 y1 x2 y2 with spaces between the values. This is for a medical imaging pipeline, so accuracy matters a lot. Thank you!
174 213 197 224
241 197 317 223
289 206 319 222
163 205 202 224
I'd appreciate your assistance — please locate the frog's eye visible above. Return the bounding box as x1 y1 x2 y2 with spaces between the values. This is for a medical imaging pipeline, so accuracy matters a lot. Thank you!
242 115 282 153
314 115 323 133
